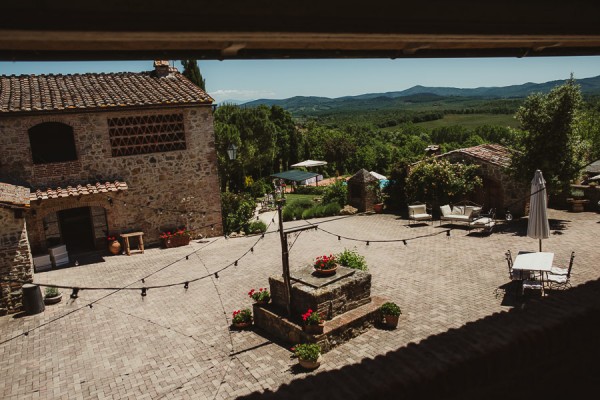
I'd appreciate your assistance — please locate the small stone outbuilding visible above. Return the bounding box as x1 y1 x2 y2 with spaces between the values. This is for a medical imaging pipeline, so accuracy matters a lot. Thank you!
438 144 528 217
347 169 379 212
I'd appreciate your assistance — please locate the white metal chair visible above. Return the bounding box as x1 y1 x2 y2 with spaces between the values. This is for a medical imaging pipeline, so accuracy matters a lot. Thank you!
408 202 432 226
547 251 575 290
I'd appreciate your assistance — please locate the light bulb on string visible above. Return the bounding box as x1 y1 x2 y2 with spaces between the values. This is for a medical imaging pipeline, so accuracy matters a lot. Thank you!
366 241 370 246
403 240 407 246
184 282 189 290
141 287 147 297
214 272 219 279
505 210 513 221
234 260 238 266
70 288 80 299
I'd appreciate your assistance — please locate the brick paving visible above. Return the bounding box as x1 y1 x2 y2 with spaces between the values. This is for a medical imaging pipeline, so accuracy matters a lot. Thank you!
0 208 598 399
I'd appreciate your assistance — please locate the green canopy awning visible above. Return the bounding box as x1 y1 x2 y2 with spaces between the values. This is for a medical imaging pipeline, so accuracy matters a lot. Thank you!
270 170 320 182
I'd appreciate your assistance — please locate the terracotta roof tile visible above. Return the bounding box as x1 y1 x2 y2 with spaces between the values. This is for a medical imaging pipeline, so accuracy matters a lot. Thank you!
1 70 213 114
30 181 128 201
440 144 512 168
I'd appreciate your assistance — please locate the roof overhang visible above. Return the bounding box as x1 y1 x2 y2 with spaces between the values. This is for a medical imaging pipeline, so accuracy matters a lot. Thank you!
30 181 128 201
2 3 600 60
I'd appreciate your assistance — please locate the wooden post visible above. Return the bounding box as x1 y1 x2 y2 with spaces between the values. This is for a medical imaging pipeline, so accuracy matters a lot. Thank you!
277 200 292 316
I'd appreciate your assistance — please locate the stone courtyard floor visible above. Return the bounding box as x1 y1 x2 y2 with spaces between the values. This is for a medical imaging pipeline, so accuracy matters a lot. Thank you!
0 208 599 399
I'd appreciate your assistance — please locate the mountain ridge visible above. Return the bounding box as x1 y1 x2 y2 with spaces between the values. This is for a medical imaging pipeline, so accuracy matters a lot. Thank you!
241 75 600 110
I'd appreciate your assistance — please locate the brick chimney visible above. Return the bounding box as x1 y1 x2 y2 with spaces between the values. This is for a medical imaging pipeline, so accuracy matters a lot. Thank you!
153 60 171 77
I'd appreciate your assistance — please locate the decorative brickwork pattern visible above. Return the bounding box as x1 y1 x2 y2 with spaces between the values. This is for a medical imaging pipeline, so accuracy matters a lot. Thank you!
108 113 186 157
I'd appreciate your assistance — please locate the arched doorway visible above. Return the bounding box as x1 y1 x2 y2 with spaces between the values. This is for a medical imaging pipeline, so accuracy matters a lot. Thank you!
43 206 108 254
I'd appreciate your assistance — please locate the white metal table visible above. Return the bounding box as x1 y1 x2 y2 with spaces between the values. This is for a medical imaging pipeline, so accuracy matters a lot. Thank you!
512 251 554 295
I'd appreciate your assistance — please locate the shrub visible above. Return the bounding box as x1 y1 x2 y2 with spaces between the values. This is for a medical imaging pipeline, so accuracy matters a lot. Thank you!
323 202 341 216
44 287 60 297
221 192 256 234
301 208 315 219
294 186 325 195
249 178 272 199
282 206 296 222
292 343 321 361
248 220 267 234
336 248 367 271
322 180 348 206
570 188 585 198
379 302 401 317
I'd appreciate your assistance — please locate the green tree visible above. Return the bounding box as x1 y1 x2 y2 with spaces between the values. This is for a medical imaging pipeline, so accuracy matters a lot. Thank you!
510 77 587 193
405 158 482 212
181 60 206 90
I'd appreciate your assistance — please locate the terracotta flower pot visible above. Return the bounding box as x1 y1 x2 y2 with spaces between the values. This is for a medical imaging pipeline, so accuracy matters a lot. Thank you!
373 203 384 213
232 321 252 330
255 298 270 306
298 355 322 370
303 323 324 335
108 240 121 255
314 264 338 276
384 314 399 329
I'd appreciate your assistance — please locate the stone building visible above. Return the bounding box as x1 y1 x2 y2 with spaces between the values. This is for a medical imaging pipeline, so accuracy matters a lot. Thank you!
0 61 222 278
438 144 527 217
347 169 379 212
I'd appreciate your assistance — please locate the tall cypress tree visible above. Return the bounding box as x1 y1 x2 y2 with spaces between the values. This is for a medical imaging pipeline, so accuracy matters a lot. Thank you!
181 60 206 90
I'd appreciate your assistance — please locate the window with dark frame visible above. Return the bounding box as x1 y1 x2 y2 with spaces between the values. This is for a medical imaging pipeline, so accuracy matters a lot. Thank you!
28 122 78 164
107 113 186 157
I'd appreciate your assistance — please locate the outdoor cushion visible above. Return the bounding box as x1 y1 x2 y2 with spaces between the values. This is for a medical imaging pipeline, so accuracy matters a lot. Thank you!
451 206 464 215
464 206 475 218
440 205 452 216
408 204 426 215
411 213 432 220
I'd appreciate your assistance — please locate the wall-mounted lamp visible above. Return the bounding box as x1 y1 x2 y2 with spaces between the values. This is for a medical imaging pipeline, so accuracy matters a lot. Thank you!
227 143 238 161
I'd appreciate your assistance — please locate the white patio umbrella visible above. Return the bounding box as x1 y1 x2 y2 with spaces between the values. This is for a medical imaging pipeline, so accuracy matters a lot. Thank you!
527 169 550 252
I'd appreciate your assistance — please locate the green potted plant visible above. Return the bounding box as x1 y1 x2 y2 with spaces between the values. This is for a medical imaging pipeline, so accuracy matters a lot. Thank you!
313 254 337 276
301 308 324 334
567 188 588 212
292 343 322 370
248 287 270 305
43 286 62 305
336 248 368 271
231 308 253 329
379 301 401 329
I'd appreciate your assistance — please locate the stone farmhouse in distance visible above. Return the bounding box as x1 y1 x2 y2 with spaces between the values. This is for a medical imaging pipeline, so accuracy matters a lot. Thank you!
0 61 222 313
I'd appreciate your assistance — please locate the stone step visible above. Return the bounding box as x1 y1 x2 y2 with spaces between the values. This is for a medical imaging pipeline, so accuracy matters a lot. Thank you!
253 295 388 353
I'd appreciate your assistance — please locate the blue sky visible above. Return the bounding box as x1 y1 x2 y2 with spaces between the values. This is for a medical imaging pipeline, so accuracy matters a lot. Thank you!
1 57 599 103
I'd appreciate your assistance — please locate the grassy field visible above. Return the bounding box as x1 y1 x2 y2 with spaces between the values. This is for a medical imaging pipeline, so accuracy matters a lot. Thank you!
284 194 320 204
415 113 519 129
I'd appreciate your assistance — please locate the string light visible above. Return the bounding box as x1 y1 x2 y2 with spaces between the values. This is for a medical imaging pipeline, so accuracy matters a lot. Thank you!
250 247 254 253
234 260 238 266
141 287 147 297
141 278 145 284
403 240 407 246
338 236 341 241
184 282 189 289
366 241 370 246
70 288 80 299
446 230 451 237
214 272 219 279
88 304 93 309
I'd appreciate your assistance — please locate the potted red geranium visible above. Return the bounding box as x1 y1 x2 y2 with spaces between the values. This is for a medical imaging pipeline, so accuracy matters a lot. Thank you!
248 288 270 305
160 227 191 248
302 308 324 334
313 254 337 276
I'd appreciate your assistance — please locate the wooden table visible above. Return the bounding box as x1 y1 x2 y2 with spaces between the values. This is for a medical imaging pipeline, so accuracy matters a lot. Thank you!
120 232 144 256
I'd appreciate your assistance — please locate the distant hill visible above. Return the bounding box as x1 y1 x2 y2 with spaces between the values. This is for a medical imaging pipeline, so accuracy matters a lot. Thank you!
242 75 600 116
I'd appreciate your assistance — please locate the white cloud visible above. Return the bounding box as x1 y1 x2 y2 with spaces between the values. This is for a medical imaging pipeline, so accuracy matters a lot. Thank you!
209 89 276 103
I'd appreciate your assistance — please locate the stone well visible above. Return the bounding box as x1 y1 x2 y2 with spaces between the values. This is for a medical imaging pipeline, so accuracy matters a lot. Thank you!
253 265 386 353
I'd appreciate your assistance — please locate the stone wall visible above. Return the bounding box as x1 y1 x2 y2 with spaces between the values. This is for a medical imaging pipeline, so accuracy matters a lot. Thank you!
0 208 33 315
0 106 223 251
441 153 528 217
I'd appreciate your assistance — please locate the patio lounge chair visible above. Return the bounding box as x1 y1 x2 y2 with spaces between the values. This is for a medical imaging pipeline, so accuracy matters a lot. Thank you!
408 202 432 226
469 208 496 233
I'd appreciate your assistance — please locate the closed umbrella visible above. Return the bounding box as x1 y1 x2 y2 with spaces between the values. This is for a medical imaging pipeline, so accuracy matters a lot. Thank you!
527 169 550 251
